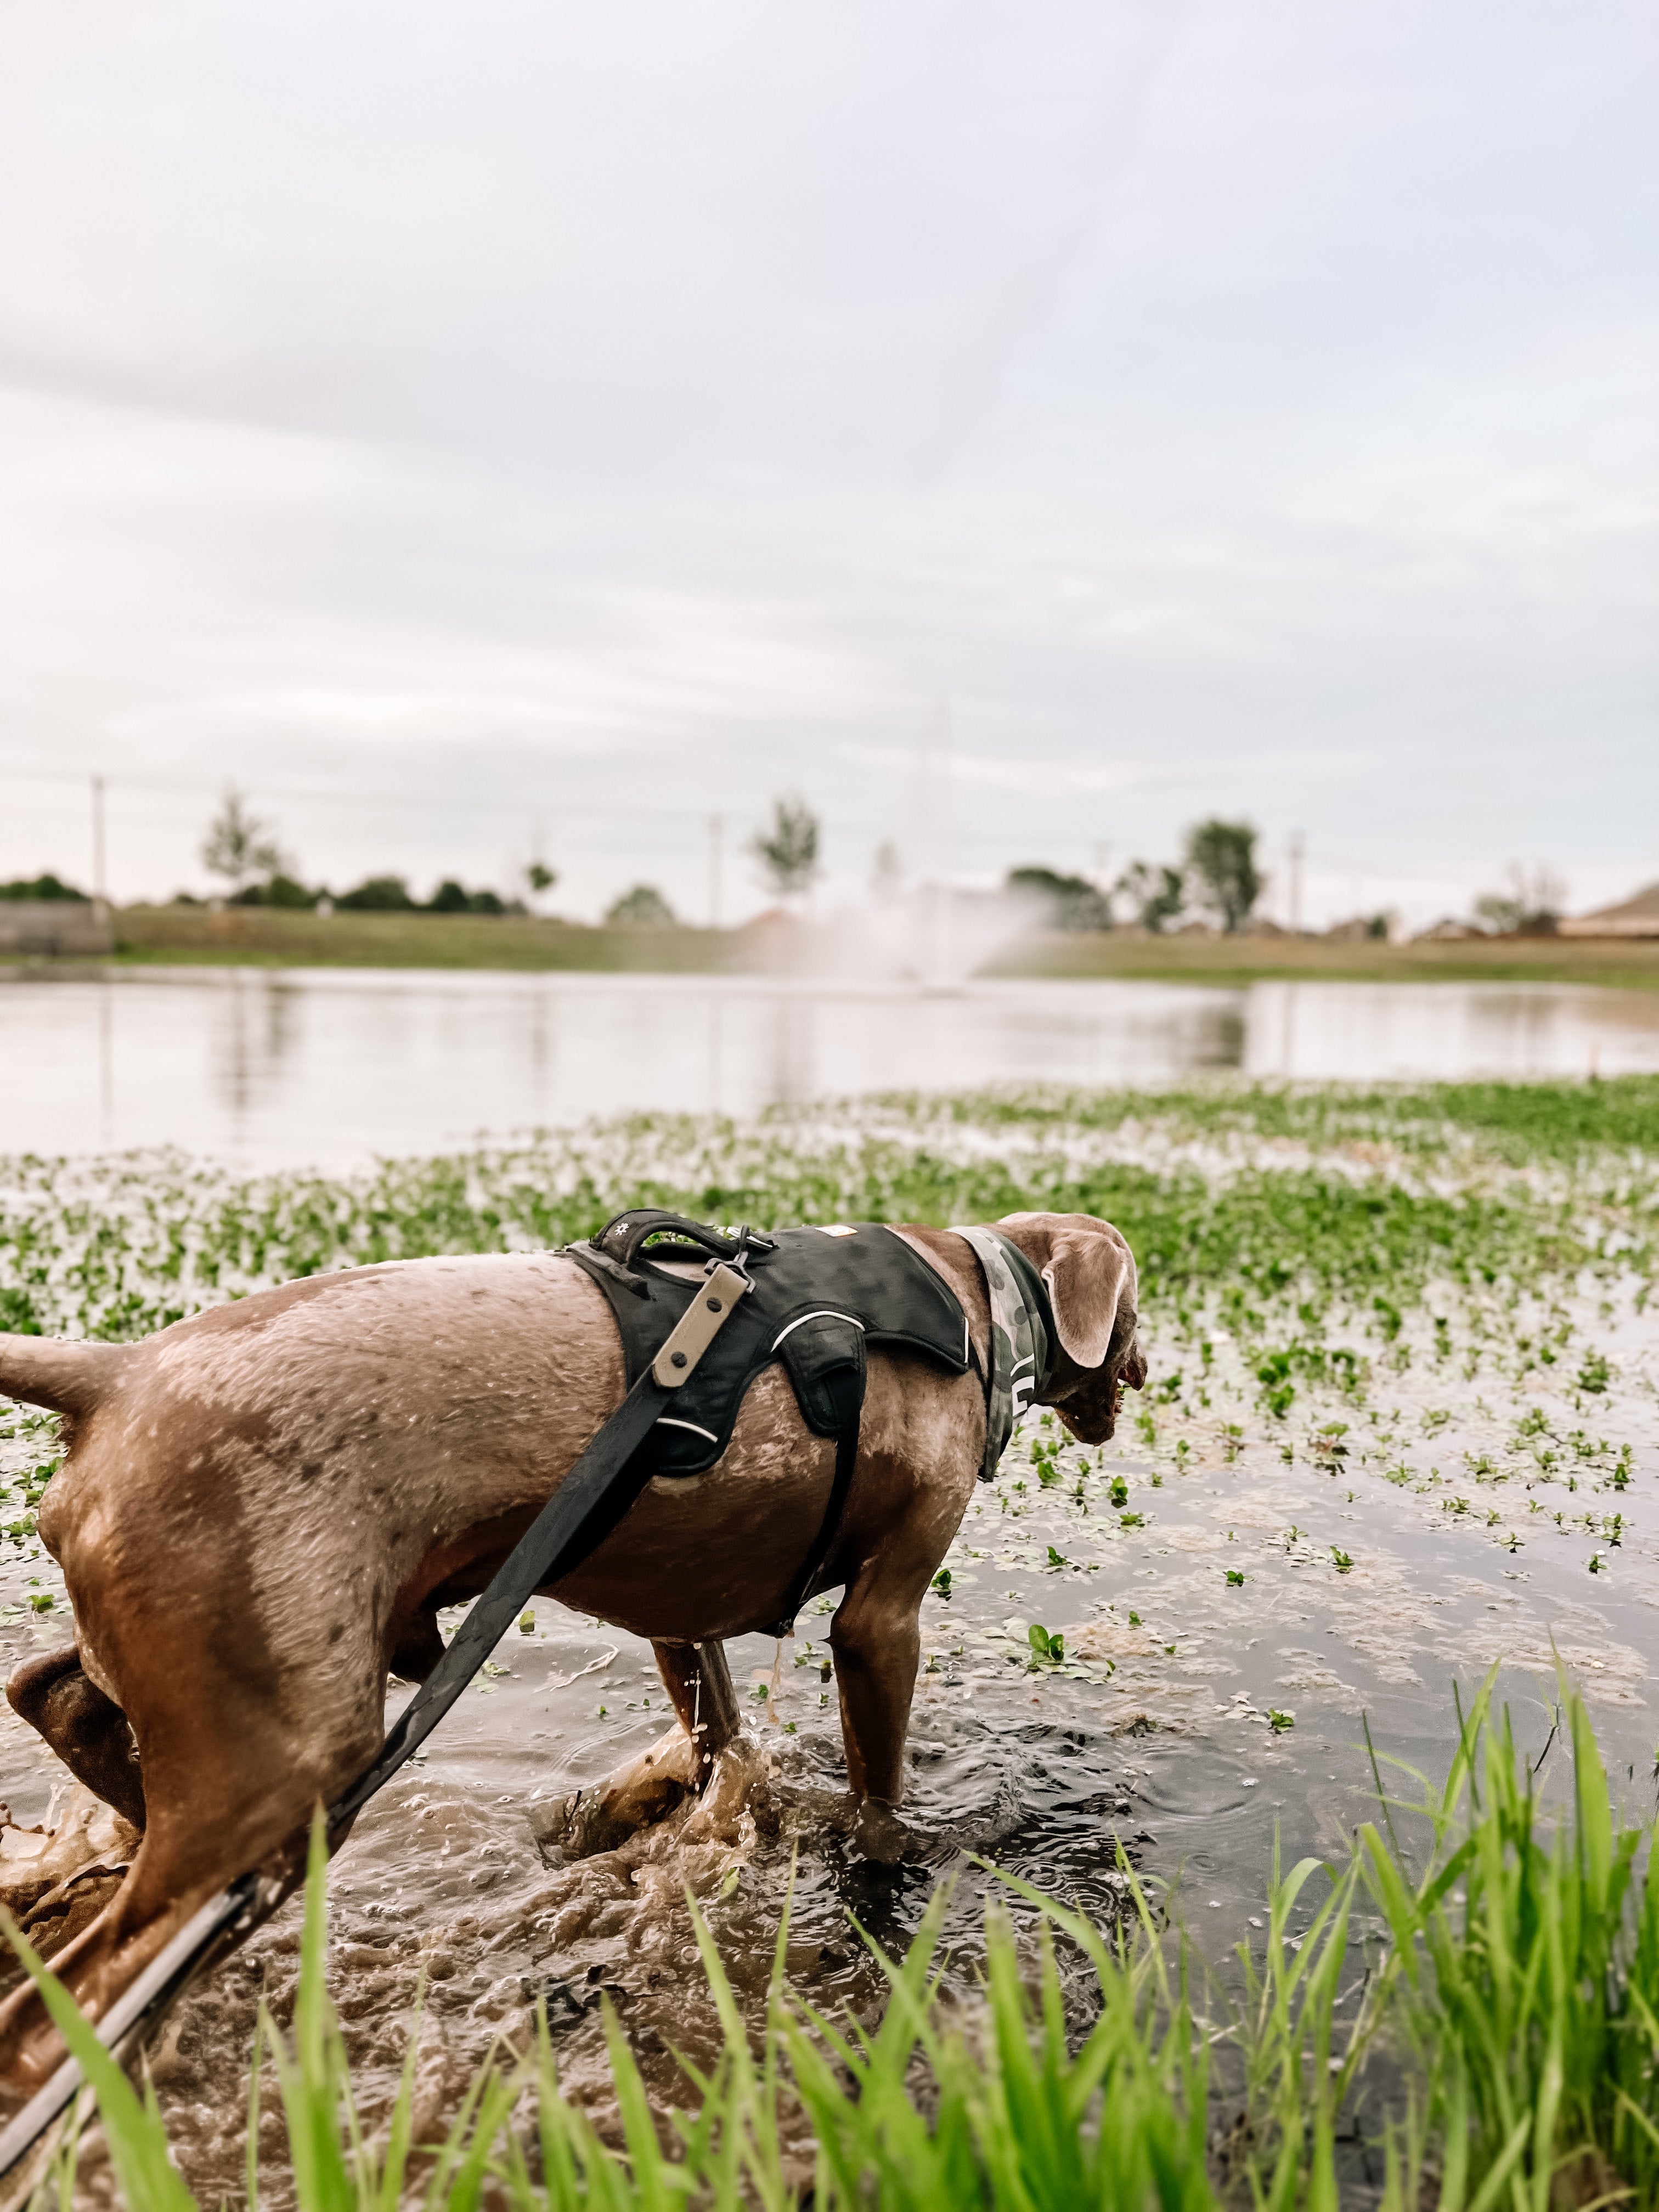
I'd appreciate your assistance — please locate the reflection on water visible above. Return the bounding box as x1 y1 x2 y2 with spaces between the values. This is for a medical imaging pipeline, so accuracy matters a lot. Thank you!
4 967 1658 1169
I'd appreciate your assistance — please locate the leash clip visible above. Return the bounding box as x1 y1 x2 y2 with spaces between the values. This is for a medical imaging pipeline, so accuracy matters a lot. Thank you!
714 1223 769 1291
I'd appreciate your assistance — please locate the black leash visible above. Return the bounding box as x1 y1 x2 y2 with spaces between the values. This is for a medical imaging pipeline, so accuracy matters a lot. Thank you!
0 1254 758 2183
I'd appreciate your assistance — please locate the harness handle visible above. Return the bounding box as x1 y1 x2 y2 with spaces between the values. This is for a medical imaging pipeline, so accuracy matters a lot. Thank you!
594 1209 776 1276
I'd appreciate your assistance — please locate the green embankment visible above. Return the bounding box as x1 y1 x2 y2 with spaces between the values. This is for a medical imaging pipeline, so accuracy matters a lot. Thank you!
25 902 1659 986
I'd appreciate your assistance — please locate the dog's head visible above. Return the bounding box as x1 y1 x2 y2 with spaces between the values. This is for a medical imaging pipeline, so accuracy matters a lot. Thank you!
995 1211 1148 1443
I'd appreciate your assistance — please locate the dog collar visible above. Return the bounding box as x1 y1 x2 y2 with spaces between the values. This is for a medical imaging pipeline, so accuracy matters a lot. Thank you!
952 1226 1054 1481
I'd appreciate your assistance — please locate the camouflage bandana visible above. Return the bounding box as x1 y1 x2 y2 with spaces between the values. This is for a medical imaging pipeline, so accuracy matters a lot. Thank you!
953 1226 1054 1481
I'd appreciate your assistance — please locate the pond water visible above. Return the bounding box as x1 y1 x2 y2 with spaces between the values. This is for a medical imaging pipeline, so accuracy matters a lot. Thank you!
3 966 1658 1167
1 985 1656 2196
2 1290 1655 2200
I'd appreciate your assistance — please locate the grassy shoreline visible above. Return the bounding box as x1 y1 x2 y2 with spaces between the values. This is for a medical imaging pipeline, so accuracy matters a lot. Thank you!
4 906 1657 988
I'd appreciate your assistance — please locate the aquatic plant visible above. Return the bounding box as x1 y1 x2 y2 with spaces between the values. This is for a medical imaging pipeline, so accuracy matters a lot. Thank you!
2 1079 1656 2199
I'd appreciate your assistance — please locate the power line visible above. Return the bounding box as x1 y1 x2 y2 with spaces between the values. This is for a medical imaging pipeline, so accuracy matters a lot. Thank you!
3 761 713 823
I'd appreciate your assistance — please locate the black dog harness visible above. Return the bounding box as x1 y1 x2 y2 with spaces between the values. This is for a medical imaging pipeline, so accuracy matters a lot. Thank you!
567 1208 974 1632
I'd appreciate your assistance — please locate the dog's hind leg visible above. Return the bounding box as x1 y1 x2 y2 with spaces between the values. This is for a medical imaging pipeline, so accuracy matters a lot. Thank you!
0 1616 383 2101
652 1640 741 1782
6 1644 146 1832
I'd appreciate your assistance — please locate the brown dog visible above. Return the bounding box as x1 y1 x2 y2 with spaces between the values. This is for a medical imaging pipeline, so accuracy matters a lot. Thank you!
0 1210 1143 2096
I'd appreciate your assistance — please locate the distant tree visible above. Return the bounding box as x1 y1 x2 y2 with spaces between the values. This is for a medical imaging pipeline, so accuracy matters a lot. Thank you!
264 873 318 909
201 788 285 896
0 873 88 902
1116 860 1186 933
526 861 557 896
1473 865 1565 936
423 879 507 915
1182 819 1262 934
335 875 416 911
1006 865 1112 932
606 883 678 928
229 872 318 909
751 794 821 902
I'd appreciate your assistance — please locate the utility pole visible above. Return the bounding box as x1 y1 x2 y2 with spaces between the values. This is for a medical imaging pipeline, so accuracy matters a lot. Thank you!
917 698 953 986
91 776 108 918
708 812 724 930
1288 831 1305 935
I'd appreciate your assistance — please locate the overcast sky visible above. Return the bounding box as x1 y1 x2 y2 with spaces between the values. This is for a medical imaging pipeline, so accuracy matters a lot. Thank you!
2 1 1655 927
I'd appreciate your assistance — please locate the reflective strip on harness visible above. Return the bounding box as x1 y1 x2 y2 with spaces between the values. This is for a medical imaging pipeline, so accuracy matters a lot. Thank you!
770 1308 865 1351
656 1415 720 1443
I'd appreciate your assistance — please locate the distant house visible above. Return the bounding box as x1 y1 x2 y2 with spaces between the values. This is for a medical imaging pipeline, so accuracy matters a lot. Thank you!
1558 882 1659 940
1415 918 1481 942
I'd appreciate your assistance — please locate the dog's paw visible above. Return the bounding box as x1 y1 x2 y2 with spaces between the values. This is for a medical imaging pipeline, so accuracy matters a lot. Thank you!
849 1797 923 1866
528 1724 700 1864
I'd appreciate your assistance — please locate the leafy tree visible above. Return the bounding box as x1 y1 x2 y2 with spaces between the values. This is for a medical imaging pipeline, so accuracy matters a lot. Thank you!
264 873 318 910
751 794 821 901
422 879 508 915
201 788 285 895
228 873 318 909
1116 860 1186 933
1006 865 1111 932
1474 865 1565 936
1182 819 1262 934
526 861 557 895
335 875 416 912
0 873 87 902
605 883 677 928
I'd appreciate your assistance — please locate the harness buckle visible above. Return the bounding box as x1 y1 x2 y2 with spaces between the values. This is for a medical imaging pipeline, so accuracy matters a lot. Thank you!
651 1261 753 1389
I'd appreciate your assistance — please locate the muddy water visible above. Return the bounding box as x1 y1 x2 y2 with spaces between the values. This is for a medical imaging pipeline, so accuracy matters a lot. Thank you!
0 1286 1654 2199
3 968 1657 1167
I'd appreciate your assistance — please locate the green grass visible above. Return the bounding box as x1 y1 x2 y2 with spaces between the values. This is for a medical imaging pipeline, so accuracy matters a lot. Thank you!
6 1683 1657 2209
14 904 1656 986
983 931 1659 992
104 906 752 973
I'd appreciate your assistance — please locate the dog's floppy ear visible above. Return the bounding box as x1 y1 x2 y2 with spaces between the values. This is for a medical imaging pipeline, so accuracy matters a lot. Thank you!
997 1212 1138 1371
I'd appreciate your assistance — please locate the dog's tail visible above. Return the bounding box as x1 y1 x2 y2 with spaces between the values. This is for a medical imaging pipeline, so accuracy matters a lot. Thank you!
0 1334 128 1417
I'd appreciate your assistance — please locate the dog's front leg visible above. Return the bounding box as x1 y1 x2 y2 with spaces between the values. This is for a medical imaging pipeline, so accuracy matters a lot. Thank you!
651 1640 741 1782
828 1574 922 1861
528 1642 741 1864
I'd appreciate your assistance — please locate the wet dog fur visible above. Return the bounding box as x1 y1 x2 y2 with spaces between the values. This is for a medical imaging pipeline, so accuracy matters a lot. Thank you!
0 1211 1144 2099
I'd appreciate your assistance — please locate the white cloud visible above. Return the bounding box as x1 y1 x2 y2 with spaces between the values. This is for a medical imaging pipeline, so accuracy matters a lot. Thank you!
0 0 1653 920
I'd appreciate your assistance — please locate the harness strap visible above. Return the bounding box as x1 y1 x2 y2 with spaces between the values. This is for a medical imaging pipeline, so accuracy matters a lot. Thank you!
764 1417 860 1639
